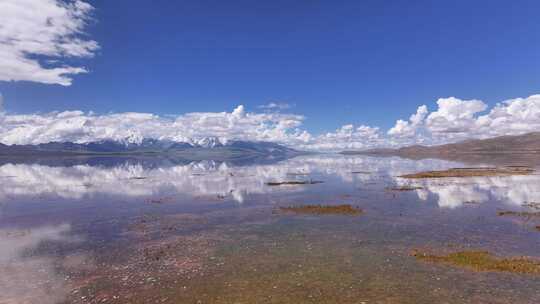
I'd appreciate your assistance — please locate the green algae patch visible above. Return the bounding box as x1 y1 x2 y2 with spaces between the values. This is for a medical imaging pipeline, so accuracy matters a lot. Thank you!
266 180 324 186
412 250 540 275
279 204 363 216
400 167 534 179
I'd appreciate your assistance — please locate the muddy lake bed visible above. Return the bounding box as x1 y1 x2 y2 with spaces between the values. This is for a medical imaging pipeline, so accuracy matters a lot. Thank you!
1 154 540 303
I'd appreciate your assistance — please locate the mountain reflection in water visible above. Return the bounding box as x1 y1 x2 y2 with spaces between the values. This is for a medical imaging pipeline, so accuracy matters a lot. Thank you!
0 155 538 207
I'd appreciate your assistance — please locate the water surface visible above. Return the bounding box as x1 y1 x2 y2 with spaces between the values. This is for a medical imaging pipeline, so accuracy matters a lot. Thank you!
1 154 539 303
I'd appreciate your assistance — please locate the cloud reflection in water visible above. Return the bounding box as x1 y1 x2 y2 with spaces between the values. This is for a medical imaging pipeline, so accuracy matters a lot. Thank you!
0 155 537 208
0 224 76 304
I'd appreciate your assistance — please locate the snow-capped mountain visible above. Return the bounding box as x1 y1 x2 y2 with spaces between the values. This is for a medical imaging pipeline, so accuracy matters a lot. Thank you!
0 137 299 157
192 136 224 148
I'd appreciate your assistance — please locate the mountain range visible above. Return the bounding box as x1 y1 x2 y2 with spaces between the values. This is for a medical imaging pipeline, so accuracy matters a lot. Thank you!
342 132 540 165
0 137 300 160
3 132 540 165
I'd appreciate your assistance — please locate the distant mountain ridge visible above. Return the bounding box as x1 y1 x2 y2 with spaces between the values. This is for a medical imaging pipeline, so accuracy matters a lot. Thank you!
343 132 540 155
0 137 299 159
342 132 540 165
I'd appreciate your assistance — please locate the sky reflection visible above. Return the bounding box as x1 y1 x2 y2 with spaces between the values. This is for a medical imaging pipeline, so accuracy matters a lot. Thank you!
396 175 540 208
0 155 538 208
0 224 77 304
0 155 459 203
1 155 539 304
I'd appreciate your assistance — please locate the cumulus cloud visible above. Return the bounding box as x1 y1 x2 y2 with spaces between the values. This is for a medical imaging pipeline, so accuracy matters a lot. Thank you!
299 124 383 151
388 105 428 138
474 94 540 138
425 97 487 134
0 0 99 86
1 94 540 150
0 105 310 145
389 94 540 146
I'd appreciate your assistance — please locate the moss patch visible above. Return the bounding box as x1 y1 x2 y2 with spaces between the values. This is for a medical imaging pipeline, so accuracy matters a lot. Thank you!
522 202 540 210
279 204 363 216
412 250 540 275
400 167 534 179
497 211 540 217
351 171 371 174
387 186 423 191
266 180 324 186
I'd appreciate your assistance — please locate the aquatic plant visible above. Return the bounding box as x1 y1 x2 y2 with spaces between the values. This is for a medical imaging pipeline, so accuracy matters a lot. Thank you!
266 180 323 186
279 204 363 216
386 186 423 191
522 202 540 210
400 167 534 178
412 250 540 274
497 211 540 217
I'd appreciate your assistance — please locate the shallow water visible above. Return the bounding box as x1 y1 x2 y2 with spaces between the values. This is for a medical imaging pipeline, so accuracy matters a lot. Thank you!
1 154 539 303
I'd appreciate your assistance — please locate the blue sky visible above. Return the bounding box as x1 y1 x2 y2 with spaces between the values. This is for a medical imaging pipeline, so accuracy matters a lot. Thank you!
1 0 540 149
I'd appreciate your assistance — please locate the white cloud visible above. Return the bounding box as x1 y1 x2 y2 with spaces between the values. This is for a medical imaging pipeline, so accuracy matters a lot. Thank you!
474 94 540 138
312 94 540 150
0 0 99 86
0 105 310 145
388 105 428 138
425 97 487 134
258 102 292 110
0 93 3 112
1 94 540 150
388 94 540 146
299 124 383 151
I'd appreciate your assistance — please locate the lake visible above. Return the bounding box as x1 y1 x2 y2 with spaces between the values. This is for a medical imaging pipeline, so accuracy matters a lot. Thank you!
1 154 539 303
